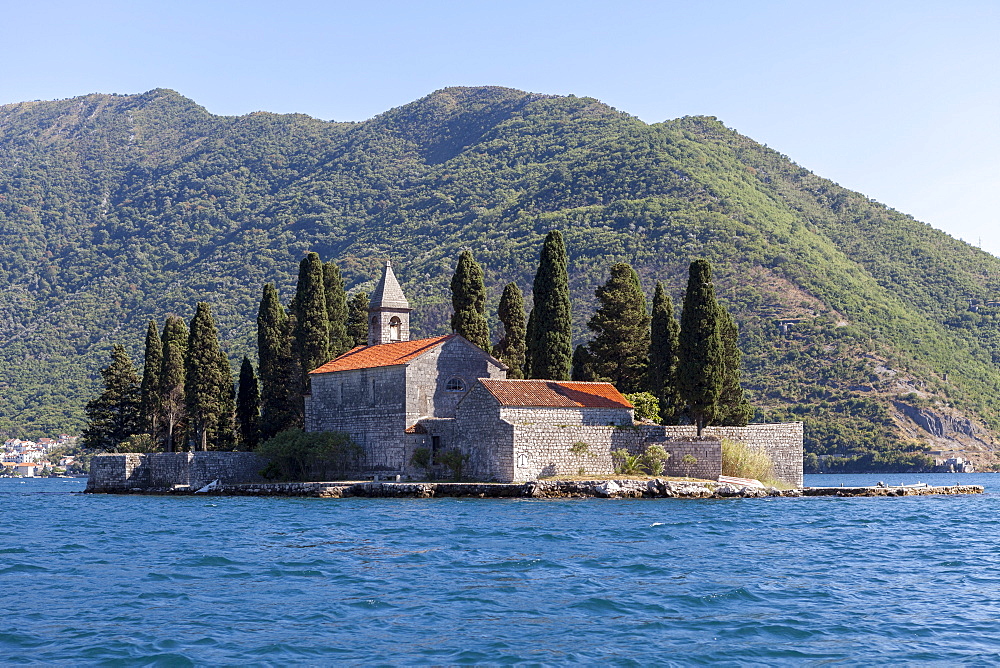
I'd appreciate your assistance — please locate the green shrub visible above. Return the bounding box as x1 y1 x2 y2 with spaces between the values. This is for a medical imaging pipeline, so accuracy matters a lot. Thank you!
640 444 670 476
438 449 470 480
680 454 699 477
256 429 361 481
410 447 432 478
721 438 775 482
612 445 671 476
570 441 591 456
624 392 661 423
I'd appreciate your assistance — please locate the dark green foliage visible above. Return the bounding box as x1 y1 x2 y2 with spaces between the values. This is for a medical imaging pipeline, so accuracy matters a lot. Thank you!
717 309 753 426
450 250 491 351
236 357 261 451
139 320 162 441
410 447 433 478
257 284 297 440
256 429 361 481
215 350 237 450
438 449 471 481
82 345 142 450
678 260 725 435
585 263 651 392
185 303 227 451
159 315 188 452
323 262 351 359
492 283 527 378
648 283 683 425
529 231 572 380
524 307 537 379
293 252 330 375
571 344 597 381
346 293 370 348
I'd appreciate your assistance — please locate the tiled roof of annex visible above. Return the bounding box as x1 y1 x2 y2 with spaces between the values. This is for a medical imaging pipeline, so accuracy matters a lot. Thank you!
478 379 633 409
309 335 454 374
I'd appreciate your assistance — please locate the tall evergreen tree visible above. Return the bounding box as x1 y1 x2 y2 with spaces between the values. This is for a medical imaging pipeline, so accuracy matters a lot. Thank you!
585 263 651 392
450 250 491 351
346 292 370 347
159 314 188 452
524 306 537 378
215 350 237 450
293 252 330 376
324 261 352 359
571 344 597 381
717 308 754 426
139 320 162 444
82 345 142 450
283 312 306 429
529 230 573 380
678 260 725 436
257 284 296 440
236 356 261 450
185 302 226 451
648 282 683 425
492 283 527 379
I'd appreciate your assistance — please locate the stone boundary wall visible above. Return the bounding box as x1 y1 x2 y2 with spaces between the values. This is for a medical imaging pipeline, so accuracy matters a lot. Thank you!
86 452 268 493
655 423 804 488
509 423 721 482
507 421 801 485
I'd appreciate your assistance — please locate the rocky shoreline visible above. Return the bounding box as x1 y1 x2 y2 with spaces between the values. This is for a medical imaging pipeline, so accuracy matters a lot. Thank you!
84 479 985 499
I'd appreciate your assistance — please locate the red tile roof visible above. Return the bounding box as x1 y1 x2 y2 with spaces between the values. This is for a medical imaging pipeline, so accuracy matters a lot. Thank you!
478 379 633 409
309 335 454 374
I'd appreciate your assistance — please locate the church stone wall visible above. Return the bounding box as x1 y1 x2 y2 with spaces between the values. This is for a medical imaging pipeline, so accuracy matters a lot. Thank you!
306 365 409 471
405 337 506 422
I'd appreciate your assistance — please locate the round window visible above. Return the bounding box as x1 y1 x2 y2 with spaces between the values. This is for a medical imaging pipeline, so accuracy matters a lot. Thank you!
445 377 465 392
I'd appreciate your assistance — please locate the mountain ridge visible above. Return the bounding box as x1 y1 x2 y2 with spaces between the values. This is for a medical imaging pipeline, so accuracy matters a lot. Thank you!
1 86 998 470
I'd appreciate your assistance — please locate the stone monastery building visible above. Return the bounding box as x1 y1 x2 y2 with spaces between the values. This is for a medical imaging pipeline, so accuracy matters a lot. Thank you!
304 261 804 486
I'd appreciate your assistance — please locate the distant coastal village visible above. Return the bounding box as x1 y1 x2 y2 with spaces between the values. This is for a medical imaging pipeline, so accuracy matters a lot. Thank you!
1 434 84 477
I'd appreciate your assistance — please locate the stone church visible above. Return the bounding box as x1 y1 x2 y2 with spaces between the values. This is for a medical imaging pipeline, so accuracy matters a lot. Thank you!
304 261 804 486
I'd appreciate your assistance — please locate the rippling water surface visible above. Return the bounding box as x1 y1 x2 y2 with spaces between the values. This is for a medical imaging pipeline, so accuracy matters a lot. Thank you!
2 474 1000 665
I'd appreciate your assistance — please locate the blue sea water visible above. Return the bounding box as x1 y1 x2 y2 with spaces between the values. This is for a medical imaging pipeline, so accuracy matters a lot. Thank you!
2 474 1000 665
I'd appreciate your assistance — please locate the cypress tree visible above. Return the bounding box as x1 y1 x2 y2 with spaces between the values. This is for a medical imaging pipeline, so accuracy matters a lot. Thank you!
346 292 370 347
492 283 527 379
236 356 261 450
717 308 754 426
139 320 162 444
648 282 683 425
450 250 491 351
585 263 651 392
283 311 305 430
571 344 597 382
215 350 237 450
293 252 330 376
257 284 296 440
159 314 188 452
82 344 142 450
185 302 226 451
524 306 537 378
324 261 352 359
529 230 573 380
678 260 725 436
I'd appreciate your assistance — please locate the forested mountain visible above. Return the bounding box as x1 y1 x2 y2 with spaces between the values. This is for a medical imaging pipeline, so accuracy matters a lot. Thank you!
2 86 999 468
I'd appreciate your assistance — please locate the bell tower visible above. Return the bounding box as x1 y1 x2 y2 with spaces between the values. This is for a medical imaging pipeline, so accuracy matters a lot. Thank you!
368 260 411 346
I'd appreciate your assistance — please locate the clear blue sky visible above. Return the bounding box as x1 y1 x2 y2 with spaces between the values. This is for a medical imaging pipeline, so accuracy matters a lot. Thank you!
3 0 998 256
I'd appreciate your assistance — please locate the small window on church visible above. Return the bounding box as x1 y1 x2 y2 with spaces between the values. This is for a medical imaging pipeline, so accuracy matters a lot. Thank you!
445 377 465 392
389 316 402 341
